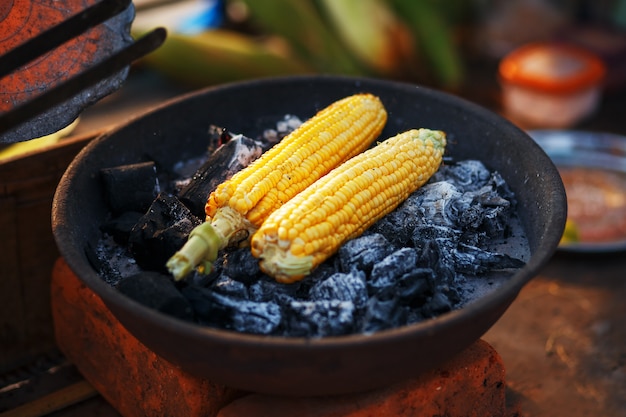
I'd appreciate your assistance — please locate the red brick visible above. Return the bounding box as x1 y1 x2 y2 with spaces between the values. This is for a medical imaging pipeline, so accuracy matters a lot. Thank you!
52 258 508 417
217 340 506 417
51 258 244 417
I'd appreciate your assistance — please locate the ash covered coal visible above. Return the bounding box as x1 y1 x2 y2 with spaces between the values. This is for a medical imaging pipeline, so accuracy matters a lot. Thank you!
91 117 529 338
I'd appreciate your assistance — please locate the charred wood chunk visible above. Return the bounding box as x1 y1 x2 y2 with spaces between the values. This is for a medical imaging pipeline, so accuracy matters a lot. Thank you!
248 278 300 303
453 243 525 275
101 161 159 215
370 210 421 247
116 271 193 320
101 211 144 245
421 291 455 317
182 286 281 335
211 274 249 299
368 248 418 295
431 160 492 191
394 268 435 305
284 300 355 337
360 288 407 333
418 238 459 284
309 269 368 309
222 247 262 284
128 193 202 272
412 224 461 247
178 135 263 218
338 233 396 273
85 241 122 286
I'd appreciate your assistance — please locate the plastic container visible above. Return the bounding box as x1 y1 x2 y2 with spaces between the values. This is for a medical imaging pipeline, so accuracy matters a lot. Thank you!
499 42 605 128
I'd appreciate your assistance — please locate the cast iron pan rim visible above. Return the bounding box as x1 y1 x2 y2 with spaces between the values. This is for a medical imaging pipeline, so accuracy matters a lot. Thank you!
52 74 564 348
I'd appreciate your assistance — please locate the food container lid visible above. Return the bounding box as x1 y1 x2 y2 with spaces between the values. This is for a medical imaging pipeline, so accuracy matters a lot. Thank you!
499 42 606 94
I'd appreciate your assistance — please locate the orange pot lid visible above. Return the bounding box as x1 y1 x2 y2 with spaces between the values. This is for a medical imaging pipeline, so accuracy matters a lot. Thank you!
499 42 606 94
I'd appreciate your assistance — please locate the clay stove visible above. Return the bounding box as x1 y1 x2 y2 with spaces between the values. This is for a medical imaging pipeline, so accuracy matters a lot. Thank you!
51 258 517 417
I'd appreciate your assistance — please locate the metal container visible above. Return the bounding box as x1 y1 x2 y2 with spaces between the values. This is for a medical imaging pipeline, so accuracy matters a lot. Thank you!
52 76 566 396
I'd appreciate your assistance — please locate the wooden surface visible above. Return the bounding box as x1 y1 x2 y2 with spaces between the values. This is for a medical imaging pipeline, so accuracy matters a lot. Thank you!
0 133 97 373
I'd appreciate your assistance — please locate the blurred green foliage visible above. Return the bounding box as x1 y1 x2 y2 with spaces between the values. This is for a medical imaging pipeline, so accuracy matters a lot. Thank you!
137 0 475 89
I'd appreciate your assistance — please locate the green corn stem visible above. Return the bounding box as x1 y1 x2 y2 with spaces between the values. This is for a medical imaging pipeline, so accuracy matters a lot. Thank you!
167 206 257 280
167 222 222 281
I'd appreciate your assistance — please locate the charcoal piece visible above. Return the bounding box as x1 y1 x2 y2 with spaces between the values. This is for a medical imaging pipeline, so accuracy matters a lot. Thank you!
211 275 249 299
431 160 491 191
182 286 282 335
412 224 460 246
284 300 355 337
309 269 368 308
178 135 263 218
421 291 454 317
360 288 406 333
248 278 300 303
222 247 261 284
101 211 144 245
116 271 193 321
394 268 434 305
368 248 418 294
338 233 395 273
128 193 202 272
404 182 463 228
417 239 458 284
370 209 421 247
452 243 525 275
85 241 122 286
101 161 159 215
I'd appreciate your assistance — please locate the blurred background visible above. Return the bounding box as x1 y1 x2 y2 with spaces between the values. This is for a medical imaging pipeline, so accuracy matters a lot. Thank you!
63 0 626 136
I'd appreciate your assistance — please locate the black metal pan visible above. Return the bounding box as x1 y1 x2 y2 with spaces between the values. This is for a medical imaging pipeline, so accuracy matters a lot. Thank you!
52 75 566 396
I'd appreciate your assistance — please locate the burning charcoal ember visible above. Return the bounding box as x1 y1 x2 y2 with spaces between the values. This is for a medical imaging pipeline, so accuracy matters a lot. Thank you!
178 135 263 218
210 275 249 299
100 161 159 215
182 286 282 335
101 211 144 245
116 271 194 321
309 269 368 309
221 247 262 284
284 300 355 337
338 233 396 273
369 248 418 295
360 288 407 333
128 193 202 272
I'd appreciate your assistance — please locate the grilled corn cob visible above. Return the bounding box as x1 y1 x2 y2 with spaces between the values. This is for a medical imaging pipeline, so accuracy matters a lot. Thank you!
250 128 446 283
166 93 387 280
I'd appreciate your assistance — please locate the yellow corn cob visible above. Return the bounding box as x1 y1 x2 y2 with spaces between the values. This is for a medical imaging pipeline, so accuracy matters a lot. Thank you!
250 128 446 283
166 93 387 280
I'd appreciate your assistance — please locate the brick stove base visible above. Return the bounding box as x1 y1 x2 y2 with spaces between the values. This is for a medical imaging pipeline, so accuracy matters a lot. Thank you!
51 258 515 417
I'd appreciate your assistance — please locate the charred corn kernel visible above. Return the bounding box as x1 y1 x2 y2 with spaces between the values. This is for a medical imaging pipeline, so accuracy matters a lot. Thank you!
166 93 387 280
251 128 446 283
